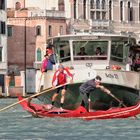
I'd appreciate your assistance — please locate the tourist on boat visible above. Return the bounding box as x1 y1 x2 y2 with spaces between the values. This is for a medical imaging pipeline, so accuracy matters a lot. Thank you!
77 47 87 55
79 75 111 112
133 54 140 71
51 64 73 110
95 47 103 55
40 54 49 73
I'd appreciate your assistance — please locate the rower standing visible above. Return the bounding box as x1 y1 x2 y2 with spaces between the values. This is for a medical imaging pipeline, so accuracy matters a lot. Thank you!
51 64 73 110
79 75 111 112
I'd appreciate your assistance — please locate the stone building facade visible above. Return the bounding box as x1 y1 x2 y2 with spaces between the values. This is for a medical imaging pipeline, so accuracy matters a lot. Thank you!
6 0 140 96
7 1 66 72
69 0 140 43
0 0 7 94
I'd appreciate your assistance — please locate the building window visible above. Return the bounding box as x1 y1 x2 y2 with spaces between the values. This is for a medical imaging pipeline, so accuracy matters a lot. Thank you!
58 0 64 11
139 2 140 21
15 2 21 10
74 0 76 19
83 0 86 19
9 72 15 87
59 26 63 35
90 0 94 9
128 2 133 21
120 1 123 21
0 47 2 62
109 0 112 20
102 12 106 20
0 0 5 10
90 11 95 19
0 22 6 34
96 0 100 9
102 0 106 9
48 25 52 37
7 26 13 37
37 48 41 61
96 11 100 19
36 25 41 36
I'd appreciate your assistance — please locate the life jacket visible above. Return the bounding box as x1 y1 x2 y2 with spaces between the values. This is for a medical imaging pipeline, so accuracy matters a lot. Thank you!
111 65 121 70
41 58 48 72
52 68 73 86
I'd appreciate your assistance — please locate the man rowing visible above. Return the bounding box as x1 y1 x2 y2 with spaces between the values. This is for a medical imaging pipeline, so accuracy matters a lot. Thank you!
79 75 111 112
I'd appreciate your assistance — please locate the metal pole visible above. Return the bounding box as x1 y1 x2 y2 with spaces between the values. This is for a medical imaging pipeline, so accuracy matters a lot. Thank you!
24 18 27 94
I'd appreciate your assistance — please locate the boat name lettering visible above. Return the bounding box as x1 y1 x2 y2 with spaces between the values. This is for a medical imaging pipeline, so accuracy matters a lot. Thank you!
105 73 119 79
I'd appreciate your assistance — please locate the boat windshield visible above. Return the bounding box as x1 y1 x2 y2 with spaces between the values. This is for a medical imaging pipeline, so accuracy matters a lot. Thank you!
111 41 128 62
73 41 108 60
47 35 136 64
51 39 108 62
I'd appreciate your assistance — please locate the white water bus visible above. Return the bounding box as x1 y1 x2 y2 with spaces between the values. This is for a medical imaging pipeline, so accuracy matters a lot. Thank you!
37 33 140 110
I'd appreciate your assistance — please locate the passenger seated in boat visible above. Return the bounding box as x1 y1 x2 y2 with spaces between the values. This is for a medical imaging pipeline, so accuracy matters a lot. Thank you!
77 47 87 60
95 47 103 55
79 75 111 112
77 47 87 55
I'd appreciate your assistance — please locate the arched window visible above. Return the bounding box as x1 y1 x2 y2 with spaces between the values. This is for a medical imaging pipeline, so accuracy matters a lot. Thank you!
96 0 100 9
120 1 123 21
58 0 64 11
102 0 105 9
109 0 112 20
128 1 133 21
15 2 21 10
74 0 76 19
36 25 41 36
90 0 94 9
139 2 140 21
0 46 2 62
83 0 86 19
37 48 42 62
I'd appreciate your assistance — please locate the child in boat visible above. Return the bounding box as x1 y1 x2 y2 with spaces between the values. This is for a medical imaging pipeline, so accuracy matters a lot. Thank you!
51 64 73 110
79 75 111 112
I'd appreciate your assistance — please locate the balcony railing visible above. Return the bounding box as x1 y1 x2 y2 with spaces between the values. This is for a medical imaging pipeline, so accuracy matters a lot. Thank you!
29 10 65 18
91 20 111 27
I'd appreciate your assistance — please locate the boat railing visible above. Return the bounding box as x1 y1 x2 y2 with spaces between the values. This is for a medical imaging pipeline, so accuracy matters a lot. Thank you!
60 56 71 62
111 55 124 62
74 55 107 60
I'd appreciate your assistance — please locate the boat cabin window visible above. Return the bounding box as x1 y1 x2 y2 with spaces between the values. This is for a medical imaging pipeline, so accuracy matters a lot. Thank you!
111 41 128 62
73 41 108 60
53 40 71 63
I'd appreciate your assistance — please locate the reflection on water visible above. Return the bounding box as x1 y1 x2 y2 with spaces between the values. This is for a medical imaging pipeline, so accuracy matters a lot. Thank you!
0 98 140 140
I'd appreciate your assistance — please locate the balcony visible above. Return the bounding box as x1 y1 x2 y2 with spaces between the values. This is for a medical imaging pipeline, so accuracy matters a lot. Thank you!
29 10 65 18
91 20 110 27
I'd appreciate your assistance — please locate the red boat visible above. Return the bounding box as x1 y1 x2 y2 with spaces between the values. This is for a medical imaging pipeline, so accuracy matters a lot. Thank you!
18 96 140 120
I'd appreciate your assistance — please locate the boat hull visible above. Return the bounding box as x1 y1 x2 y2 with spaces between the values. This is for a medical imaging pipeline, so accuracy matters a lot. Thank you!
38 69 140 110
38 82 139 111
18 96 140 120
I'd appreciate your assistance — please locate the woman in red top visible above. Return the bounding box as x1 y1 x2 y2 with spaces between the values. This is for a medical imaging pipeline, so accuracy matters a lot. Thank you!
51 64 73 110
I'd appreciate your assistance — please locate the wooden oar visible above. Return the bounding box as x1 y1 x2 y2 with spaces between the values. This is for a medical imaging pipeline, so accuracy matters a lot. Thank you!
102 87 126 107
106 91 138 119
106 92 127 107
0 83 69 112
